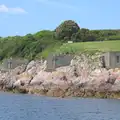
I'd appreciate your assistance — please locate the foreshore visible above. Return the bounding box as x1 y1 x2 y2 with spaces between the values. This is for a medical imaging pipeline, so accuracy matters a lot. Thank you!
1 54 120 99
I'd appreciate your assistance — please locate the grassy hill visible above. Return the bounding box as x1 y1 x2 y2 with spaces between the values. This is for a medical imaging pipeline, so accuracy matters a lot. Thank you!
54 40 120 55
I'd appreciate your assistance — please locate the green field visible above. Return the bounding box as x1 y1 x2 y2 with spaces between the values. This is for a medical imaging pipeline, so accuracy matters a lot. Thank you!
54 40 120 54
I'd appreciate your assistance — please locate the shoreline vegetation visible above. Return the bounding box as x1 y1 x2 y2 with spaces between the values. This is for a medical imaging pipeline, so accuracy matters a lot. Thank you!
1 20 120 99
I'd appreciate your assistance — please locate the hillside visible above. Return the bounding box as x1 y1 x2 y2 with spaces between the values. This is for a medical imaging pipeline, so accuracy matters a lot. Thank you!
0 20 120 60
55 40 120 54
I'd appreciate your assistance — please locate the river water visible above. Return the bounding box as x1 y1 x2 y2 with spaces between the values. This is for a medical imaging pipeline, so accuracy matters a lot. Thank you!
0 92 120 120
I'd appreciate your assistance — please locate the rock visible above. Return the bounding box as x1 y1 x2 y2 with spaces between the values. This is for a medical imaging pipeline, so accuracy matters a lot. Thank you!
70 59 76 66
30 71 50 85
106 75 116 84
47 87 65 97
27 66 37 76
98 83 112 92
13 80 21 87
13 86 28 94
5 83 13 91
17 72 33 85
111 76 120 91
26 61 36 71
12 65 26 75
2 53 120 98
43 60 47 70
13 72 33 87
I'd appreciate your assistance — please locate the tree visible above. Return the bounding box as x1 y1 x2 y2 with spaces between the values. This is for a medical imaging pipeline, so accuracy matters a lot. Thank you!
34 30 54 41
71 30 81 42
54 20 80 41
24 34 36 41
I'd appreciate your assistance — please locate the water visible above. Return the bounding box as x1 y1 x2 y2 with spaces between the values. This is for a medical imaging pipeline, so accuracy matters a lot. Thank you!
0 92 120 120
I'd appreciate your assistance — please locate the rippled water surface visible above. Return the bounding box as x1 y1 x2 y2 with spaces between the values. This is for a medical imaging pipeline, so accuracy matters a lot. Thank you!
0 92 120 120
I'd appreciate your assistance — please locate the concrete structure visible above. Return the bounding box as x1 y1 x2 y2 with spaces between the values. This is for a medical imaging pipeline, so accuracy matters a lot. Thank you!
46 54 74 72
102 51 120 69
45 51 120 72
2 58 29 69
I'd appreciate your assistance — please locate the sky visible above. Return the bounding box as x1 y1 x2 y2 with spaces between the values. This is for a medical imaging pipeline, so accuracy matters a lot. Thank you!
0 0 120 37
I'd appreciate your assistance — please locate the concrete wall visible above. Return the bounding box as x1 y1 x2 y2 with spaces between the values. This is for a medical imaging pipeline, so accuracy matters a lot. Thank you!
109 52 120 68
2 58 29 69
103 52 120 69
46 55 55 72
102 52 110 69
46 54 74 72
55 55 73 68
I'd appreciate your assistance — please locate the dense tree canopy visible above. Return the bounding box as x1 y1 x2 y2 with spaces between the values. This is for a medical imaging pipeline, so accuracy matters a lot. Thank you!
54 20 80 40
34 30 54 41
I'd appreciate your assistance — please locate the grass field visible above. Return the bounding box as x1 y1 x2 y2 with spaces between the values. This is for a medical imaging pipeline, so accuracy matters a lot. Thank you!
55 40 120 54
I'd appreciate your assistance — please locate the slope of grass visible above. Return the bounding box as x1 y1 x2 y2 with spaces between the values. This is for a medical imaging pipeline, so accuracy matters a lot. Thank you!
55 40 120 54
36 41 63 59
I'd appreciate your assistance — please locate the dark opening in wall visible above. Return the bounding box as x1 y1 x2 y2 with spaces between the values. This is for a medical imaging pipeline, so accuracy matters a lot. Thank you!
101 56 106 68
116 56 120 63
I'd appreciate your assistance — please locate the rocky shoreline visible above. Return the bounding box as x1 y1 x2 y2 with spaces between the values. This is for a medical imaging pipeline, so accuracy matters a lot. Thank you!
1 53 120 99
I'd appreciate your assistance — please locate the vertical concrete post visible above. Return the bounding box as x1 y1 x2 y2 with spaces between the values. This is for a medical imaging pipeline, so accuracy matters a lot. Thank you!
53 55 56 71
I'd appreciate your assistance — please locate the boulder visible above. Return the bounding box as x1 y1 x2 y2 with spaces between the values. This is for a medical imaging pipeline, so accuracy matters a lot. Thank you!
26 61 36 71
27 66 37 76
12 65 26 75
30 71 50 85
13 80 21 87
15 72 33 86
